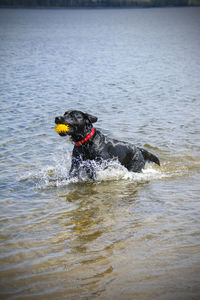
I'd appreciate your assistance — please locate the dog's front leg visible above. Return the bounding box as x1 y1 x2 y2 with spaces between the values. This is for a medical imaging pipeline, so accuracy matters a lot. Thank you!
84 160 96 180
68 159 96 180
68 157 81 179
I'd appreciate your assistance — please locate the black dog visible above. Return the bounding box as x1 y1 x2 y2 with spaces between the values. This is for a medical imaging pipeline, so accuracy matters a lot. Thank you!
55 110 160 180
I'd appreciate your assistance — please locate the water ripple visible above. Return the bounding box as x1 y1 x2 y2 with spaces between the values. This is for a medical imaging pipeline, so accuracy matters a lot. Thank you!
1 7 200 300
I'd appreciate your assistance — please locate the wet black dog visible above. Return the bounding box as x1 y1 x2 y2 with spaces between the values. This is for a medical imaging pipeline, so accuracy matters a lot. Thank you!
55 110 160 180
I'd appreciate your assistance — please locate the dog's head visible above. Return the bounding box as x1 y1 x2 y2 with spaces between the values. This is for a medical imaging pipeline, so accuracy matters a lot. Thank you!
55 110 98 141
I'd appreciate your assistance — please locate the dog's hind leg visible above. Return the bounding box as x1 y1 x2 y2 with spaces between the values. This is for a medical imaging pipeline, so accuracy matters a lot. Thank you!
129 152 145 172
124 149 145 173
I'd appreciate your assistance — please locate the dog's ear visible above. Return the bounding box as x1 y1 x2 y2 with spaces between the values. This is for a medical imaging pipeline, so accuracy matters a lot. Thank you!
85 113 98 123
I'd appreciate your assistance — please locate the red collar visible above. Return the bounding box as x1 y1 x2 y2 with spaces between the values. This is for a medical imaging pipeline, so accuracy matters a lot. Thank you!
75 128 95 146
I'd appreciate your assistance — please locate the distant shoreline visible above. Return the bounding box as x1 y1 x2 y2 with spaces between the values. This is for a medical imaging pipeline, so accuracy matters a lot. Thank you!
1 0 200 9
0 5 199 9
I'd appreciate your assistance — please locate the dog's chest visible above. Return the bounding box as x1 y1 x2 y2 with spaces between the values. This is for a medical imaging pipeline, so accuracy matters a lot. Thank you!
73 132 113 161
74 142 100 161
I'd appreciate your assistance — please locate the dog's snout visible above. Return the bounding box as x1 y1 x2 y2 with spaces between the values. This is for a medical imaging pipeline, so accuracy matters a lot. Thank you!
55 117 60 124
55 116 64 124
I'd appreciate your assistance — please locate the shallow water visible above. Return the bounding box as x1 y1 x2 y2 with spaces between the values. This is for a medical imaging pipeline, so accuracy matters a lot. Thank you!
0 7 200 300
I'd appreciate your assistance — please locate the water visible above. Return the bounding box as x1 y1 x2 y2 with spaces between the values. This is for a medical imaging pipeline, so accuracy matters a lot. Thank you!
0 7 200 300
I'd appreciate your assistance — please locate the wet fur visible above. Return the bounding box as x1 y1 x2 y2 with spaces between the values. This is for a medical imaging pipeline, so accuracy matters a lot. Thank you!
55 110 160 180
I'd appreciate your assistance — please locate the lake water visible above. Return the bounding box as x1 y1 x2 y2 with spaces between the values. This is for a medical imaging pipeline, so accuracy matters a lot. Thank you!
0 7 200 300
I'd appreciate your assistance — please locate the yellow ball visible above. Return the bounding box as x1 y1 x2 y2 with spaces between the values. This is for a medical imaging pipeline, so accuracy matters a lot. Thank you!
55 124 70 134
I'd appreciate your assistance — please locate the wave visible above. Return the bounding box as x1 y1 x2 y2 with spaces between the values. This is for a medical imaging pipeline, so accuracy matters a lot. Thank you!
19 149 192 190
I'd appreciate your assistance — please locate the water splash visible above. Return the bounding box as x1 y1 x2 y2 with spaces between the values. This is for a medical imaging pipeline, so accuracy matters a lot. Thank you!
19 147 190 190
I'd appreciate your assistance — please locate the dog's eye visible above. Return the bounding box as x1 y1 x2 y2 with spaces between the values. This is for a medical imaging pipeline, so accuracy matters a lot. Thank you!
76 115 83 120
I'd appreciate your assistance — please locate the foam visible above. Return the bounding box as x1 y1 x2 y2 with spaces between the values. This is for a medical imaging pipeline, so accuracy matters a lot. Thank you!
20 147 192 189
20 155 166 190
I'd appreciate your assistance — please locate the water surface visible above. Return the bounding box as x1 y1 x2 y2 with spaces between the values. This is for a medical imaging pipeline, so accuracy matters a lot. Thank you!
0 7 200 300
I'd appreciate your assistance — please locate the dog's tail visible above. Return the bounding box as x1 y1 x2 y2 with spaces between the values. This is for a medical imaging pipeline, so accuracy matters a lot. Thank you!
139 148 160 166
